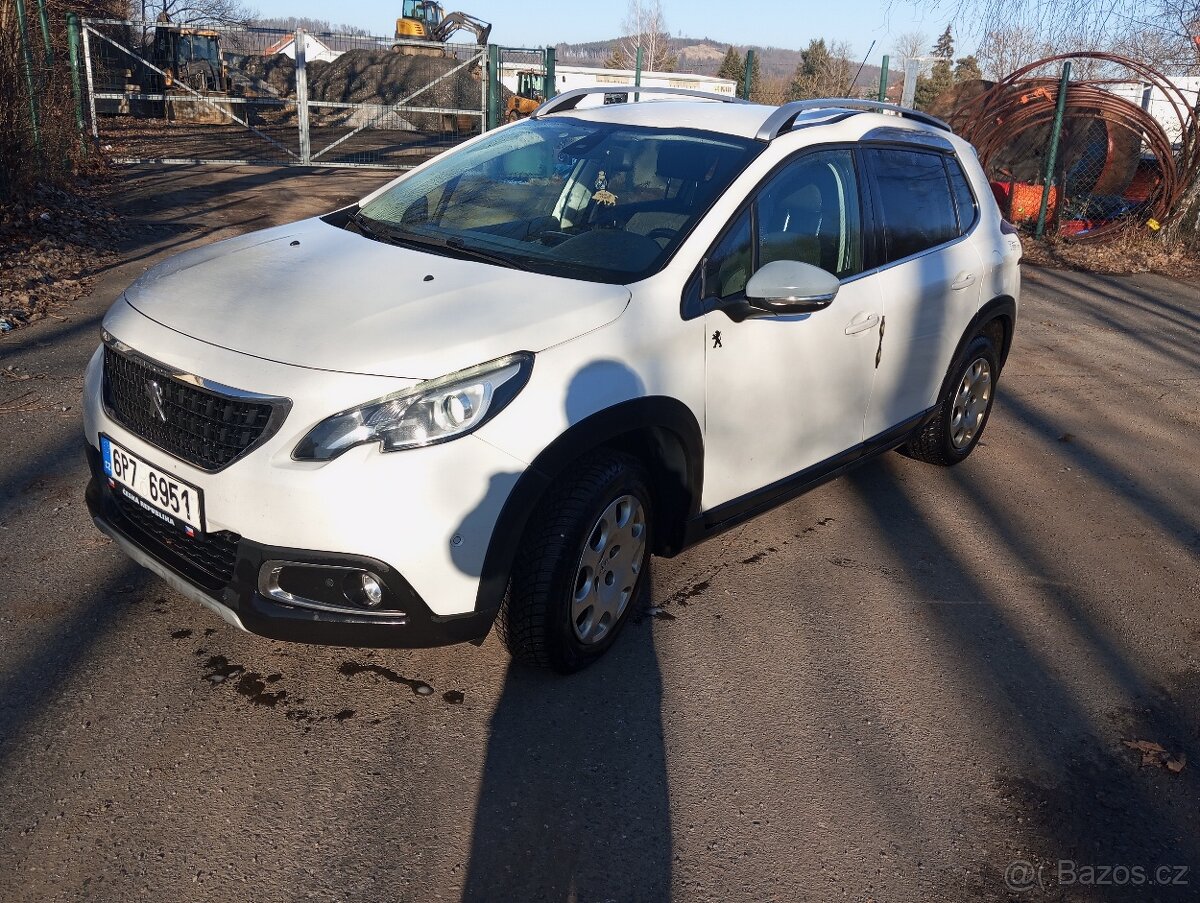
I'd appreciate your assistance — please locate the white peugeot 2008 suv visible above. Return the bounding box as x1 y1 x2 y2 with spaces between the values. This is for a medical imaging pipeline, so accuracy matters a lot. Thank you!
84 90 1021 672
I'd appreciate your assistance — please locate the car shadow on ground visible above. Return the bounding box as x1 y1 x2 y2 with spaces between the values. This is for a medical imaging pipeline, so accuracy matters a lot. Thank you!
461 611 672 901
456 359 673 900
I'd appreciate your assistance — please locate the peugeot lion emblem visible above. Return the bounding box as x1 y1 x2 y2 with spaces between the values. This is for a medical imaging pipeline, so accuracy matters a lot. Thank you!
146 380 168 423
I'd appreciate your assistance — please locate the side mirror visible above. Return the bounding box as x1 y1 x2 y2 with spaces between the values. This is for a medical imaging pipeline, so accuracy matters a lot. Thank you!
745 260 840 315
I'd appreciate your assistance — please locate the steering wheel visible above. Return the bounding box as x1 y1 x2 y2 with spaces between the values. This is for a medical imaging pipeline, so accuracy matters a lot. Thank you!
646 227 677 244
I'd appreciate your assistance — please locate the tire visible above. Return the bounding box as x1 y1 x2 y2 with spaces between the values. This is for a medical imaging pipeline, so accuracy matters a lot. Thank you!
498 450 652 673
900 334 1000 466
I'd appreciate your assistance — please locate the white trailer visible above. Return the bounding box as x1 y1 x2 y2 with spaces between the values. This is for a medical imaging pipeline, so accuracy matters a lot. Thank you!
501 63 737 106
1105 77 1200 146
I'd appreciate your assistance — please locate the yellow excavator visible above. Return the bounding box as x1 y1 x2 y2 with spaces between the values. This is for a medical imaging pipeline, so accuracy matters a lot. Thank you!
393 0 492 51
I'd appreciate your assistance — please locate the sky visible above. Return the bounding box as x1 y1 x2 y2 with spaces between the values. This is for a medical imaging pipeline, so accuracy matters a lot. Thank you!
246 0 985 63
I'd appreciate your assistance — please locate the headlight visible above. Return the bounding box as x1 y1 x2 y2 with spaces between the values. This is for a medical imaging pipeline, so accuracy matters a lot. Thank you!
293 353 533 461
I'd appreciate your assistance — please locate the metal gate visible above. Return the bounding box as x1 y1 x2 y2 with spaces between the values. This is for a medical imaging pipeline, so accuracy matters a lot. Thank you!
486 46 555 129
80 18 487 169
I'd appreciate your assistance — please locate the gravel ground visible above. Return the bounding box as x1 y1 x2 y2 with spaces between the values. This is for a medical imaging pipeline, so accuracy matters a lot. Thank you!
0 164 1197 903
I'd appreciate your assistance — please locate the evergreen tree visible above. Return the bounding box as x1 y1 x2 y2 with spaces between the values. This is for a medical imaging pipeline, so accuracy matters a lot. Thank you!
932 25 954 60
788 38 832 99
914 25 954 110
716 46 744 89
953 54 983 83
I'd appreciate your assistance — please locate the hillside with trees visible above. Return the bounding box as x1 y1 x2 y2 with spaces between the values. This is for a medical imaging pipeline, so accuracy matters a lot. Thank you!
558 35 890 94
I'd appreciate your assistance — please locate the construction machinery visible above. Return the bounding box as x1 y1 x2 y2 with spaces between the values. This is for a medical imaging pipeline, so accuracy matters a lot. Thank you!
505 70 545 121
143 17 234 122
393 0 492 52
150 19 229 93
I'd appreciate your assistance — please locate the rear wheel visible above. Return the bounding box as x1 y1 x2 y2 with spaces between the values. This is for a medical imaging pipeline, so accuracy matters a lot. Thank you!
901 334 999 466
498 451 652 672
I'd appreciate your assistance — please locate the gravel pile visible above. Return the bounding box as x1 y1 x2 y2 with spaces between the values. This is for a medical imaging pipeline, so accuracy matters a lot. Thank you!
231 48 500 130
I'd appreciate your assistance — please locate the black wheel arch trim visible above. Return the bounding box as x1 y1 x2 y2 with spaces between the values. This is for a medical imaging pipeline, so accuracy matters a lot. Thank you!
941 295 1017 399
472 395 704 621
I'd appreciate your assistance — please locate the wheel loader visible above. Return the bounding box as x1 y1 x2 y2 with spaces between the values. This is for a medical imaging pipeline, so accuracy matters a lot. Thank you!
505 70 545 122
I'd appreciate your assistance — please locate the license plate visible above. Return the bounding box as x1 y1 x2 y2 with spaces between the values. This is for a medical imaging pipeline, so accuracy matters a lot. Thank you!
101 434 205 534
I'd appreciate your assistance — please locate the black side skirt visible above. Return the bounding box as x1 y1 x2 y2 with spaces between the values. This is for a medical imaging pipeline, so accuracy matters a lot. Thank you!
680 407 936 548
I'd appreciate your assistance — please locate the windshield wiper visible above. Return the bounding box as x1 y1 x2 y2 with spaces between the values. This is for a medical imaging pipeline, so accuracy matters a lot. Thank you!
395 230 531 271
351 215 530 271
349 211 385 239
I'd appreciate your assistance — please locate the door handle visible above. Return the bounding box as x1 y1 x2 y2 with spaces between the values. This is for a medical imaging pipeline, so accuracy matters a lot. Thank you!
844 313 880 335
951 271 977 290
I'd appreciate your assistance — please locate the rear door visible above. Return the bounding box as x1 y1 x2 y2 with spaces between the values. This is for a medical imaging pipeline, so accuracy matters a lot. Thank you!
861 146 985 439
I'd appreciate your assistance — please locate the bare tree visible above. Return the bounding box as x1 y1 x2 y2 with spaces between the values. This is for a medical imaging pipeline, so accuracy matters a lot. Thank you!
607 0 677 71
136 0 255 26
974 26 1053 80
890 30 928 75
1115 27 1200 73
251 16 371 36
911 0 1200 70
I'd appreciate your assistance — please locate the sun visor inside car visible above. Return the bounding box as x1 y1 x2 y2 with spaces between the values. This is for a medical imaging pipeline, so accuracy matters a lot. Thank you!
654 140 718 182
501 142 555 180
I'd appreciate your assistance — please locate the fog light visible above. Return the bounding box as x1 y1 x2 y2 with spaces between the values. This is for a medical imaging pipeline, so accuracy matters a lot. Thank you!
360 573 384 607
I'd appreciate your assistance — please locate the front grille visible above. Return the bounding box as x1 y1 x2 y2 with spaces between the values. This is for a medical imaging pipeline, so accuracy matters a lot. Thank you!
103 345 282 471
112 486 241 593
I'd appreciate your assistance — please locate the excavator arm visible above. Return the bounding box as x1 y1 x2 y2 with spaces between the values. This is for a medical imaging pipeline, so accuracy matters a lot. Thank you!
432 11 492 45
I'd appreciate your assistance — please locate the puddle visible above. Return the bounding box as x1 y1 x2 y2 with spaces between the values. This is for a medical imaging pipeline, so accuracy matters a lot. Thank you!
338 661 434 696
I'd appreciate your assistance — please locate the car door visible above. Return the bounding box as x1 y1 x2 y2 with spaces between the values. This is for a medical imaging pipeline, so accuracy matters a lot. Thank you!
861 146 986 439
695 147 882 510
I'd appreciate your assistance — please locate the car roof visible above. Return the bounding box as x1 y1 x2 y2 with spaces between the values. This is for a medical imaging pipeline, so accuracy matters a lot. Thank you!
546 100 783 140
535 91 957 147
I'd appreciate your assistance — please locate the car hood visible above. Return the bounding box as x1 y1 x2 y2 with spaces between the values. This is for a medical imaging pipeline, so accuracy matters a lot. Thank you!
122 217 631 379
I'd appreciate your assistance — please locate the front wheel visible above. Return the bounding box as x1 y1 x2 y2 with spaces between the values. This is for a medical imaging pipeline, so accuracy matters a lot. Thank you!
498 451 652 672
900 333 999 466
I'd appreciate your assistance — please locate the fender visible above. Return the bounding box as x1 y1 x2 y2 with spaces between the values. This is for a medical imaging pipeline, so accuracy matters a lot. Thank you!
471 396 704 623
939 295 1017 400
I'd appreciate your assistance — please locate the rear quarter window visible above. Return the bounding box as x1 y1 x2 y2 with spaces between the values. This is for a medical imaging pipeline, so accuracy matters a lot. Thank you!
865 148 959 263
946 156 978 233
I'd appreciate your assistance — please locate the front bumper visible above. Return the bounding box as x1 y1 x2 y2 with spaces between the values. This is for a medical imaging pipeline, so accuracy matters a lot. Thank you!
86 444 495 647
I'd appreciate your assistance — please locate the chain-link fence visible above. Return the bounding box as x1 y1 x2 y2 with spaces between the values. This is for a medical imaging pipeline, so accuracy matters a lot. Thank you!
949 56 1200 242
1 0 120 195
80 19 486 169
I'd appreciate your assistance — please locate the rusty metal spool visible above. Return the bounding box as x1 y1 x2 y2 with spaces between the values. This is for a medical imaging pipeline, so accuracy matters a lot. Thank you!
946 53 1199 242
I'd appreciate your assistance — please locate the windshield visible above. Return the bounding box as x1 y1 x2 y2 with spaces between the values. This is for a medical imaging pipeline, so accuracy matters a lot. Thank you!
178 35 219 63
356 117 763 283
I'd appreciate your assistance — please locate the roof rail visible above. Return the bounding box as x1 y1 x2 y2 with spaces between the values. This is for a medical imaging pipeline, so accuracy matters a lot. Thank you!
532 86 746 118
756 99 952 141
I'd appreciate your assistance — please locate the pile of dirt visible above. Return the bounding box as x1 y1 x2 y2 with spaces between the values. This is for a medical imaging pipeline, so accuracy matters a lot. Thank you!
232 53 298 97
0 180 130 333
232 48 498 130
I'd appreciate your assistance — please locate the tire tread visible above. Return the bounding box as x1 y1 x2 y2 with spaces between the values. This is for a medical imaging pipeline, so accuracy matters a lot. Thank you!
497 451 645 670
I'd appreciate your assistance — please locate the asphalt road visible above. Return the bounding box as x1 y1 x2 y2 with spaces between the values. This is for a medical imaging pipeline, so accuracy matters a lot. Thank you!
1 165 1198 903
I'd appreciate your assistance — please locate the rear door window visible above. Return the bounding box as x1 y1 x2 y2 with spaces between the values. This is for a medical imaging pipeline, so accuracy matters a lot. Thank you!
865 148 959 263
